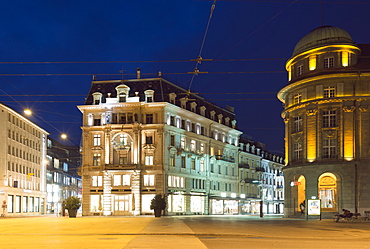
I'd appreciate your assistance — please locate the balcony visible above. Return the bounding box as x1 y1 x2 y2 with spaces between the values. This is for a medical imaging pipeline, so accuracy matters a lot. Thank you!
255 167 265 172
104 164 138 170
244 178 260 184
214 155 235 163
238 163 250 169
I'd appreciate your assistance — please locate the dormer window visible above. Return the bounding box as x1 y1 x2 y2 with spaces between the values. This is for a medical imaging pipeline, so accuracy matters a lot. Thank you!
119 94 126 103
116 84 130 103
293 93 302 104
144 90 154 103
92 92 102 105
324 57 334 68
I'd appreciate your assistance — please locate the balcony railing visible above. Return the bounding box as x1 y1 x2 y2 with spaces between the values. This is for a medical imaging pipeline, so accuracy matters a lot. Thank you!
238 163 250 169
104 164 138 170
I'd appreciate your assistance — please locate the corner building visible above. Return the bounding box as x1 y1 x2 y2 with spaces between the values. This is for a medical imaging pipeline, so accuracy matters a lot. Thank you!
78 76 242 216
278 26 370 218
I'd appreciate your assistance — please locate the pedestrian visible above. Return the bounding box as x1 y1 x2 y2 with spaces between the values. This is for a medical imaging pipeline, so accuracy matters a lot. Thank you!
300 201 305 214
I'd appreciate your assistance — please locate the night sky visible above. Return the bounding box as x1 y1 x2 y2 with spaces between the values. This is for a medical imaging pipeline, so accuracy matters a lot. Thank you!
0 0 369 154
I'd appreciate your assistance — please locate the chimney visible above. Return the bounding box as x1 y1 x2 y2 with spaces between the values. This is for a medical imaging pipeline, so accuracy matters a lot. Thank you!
137 68 141 79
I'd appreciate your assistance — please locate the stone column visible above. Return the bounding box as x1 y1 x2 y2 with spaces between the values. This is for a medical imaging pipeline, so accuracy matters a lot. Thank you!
131 170 141 216
306 109 318 162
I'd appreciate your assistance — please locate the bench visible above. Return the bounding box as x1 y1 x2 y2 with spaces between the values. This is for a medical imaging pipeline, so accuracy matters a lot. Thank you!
334 212 368 222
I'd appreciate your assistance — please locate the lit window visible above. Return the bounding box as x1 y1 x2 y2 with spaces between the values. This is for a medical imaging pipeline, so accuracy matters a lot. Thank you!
293 93 302 105
200 143 205 153
145 155 154 166
113 175 121 186
169 154 175 166
324 57 334 68
93 134 101 146
190 140 196 152
342 52 349 67
200 160 204 171
93 154 101 166
324 86 335 98
92 176 102 186
122 175 130 186
180 137 185 149
146 114 153 124
144 175 155 186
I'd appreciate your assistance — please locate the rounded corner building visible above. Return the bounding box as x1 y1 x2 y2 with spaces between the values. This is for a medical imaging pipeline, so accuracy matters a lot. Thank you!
278 25 370 218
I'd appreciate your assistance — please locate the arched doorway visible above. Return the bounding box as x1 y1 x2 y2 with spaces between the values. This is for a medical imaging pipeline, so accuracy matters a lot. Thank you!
318 173 337 211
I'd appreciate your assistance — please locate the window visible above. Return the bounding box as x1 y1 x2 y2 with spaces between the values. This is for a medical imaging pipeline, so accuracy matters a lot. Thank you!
147 96 153 103
297 64 303 76
181 156 186 168
180 137 185 149
191 159 195 170
119 156 127 164
144 175 155 186
293 93 302 105
93 134 101 146
93 119 101 126
119 94 126 102
170 135 175 146
113 175 121 186
293 115 302 133
190 140 196 152
200 143 204 153
323 138 336 158
93 154 101 166
123 175 130 186
146 114 153 124
169 154 175 166
145 155 153 165
200 160 204 171
324 57 334 68
92 176 103 186
146 136 153 144
293 142 302 160
168 176 185 188
322 110 337 128
324 86 335 98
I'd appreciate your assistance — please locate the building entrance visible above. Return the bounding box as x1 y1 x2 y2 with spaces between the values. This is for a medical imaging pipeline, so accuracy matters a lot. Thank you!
113 195 131 215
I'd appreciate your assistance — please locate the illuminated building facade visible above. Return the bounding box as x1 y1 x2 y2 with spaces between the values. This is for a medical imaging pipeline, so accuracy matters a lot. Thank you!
78 75 243 216
0 103 48 216
46 137 82 214
238 137 284 214
278 26 370 218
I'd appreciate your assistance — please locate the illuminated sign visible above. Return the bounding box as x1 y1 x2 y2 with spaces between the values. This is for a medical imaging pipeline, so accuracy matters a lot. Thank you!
307 199 321 216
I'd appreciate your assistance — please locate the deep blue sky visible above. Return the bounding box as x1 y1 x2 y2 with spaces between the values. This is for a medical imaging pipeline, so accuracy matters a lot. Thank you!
0 0 369 154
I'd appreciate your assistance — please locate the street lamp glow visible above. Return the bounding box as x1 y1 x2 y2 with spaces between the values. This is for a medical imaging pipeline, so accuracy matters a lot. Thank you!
61 134 67 139
24 109 32 115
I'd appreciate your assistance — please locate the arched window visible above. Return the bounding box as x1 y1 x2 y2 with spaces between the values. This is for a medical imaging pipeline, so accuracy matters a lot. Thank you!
318 173 337 211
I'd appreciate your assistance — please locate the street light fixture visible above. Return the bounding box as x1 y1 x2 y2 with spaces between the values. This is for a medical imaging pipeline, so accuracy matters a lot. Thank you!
24 109 32 115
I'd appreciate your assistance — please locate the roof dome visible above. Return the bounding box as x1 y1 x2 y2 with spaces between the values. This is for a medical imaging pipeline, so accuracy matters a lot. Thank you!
292 26 354 56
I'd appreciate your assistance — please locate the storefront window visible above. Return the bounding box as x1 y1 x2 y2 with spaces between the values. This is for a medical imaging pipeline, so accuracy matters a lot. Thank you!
7 195 13 213
15 196 21 213
23 196 28 213
90 195 102 212
190 195 204 213
318 173 337 211
141 194 155 213
211 199 223 214
170 194 184 212
30 197 34 212
35 197 39 212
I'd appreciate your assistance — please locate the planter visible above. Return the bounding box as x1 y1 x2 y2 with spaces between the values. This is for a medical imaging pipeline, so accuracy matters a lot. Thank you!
68 209 77 218
154 209 162 217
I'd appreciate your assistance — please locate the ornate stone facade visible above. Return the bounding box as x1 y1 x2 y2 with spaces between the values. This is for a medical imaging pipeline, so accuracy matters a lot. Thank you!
278 26 370 218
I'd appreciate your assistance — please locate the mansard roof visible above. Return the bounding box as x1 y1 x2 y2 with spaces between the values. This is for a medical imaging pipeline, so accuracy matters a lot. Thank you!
84 76 237 128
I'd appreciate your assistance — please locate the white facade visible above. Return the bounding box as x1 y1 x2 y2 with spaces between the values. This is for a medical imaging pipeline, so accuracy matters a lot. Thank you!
0 103 49 216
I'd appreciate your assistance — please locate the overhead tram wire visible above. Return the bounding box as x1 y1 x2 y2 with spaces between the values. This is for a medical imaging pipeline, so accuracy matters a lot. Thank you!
0 57 287 64
188 0 217 91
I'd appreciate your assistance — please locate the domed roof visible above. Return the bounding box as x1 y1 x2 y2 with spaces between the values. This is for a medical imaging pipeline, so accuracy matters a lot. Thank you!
292 26 354 56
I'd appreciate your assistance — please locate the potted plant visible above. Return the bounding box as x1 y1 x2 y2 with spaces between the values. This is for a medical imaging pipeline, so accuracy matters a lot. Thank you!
150 194 166 217
64 196 81 218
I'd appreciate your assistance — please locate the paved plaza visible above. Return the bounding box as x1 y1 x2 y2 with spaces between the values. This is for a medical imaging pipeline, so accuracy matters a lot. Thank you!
0 215 370 248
